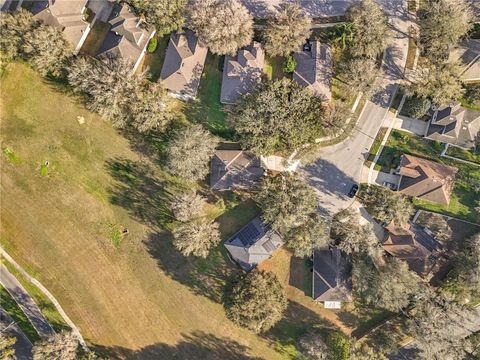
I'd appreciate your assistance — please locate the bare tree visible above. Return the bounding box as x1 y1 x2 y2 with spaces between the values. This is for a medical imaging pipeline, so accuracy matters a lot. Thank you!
346 0 391 58
172 217 221 258
263 3 312 57
165 124 217 181
170 190 206 222
189 0 253 55
32 332 78 360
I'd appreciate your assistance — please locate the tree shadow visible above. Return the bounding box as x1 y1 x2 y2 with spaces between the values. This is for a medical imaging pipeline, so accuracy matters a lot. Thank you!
288 256 313 296
92 330 263 360
105 158 181 231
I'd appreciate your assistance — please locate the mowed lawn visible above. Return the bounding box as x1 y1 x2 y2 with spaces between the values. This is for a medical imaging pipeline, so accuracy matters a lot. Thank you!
0 63 285 358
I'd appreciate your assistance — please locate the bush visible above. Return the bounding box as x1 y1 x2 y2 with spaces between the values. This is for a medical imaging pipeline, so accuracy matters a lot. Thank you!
403 96 431 119
283 55 297 73
147 38 158 53
327 332 350 360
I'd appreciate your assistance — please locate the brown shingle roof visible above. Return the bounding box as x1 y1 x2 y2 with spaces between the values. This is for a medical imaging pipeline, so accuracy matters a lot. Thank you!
398 154 458 205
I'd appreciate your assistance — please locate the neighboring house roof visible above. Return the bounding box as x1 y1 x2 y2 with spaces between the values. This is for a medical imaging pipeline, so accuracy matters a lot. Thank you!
210 149 264 191
160 29 208 99
426 102 480 149
97 3 153 68
220 42 265 104
313 248 352 303
398 154 458 205
224 216 283 271
30 0 89 48
293 41 332 101
383 222 440 278
449 39 480 82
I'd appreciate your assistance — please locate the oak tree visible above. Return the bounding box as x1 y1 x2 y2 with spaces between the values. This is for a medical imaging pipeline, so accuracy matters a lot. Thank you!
172 218 221 258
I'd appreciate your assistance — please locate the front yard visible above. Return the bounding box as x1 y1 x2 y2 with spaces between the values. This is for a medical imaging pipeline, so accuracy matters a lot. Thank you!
376 130 480 223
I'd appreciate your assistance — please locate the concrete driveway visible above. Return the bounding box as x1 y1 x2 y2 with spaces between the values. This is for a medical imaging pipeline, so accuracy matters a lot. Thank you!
393 115 428 136
302 0 410 217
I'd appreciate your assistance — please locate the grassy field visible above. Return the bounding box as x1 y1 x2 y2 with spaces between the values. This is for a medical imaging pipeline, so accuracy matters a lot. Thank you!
0 284 40 343
377 130 480 223
0 63 293 358
0 62 351 358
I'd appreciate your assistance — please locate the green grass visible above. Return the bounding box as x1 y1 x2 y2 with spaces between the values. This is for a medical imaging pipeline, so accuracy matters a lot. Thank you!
377 129 480 223
264 55 288 81
2 147 20 165
352 309 393 338
183 53 231 138
405 28 417 70
79 20 111 57
107 223 123 247
446 146 480 164
143 35 170 81
0 284 40 343
2 260 70 333
39 163 48 177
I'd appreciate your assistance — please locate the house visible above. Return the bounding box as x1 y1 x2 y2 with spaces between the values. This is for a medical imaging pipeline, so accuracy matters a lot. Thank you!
293 40 333 101
426 102 480 149
220 42 265 104
449 39 480 82
383 222 441 278
97 3 154 72
210 149 264 191
160 29 208 100
313 248 352 309
29 0 91 52
224 216 283 271
397 154 458 205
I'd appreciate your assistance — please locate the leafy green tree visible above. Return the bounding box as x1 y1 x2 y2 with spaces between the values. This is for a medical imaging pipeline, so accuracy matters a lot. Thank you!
189 0 253 55
403 97 432 119
170 190 206 222
333 23 353 50
322 101 352 136
331 209 380 257
285 213 330 258
68 57 172 132
233 78 325 154
129 0 187 36
341 57 382 99
419 0 474 62
346 0 390 58
263 3 312 57
0 9 37 60
226 270 287 333
360 185 414 225
165 124 217 181
22 23 73 77
172 217 221 258
327 332 350 360
283 55 297 73
407 61 464 105
255 174 317 235
32 332 78 360
353 255 420 312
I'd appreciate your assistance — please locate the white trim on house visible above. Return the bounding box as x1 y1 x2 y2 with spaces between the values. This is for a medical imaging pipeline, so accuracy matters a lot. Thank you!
133 29 156 73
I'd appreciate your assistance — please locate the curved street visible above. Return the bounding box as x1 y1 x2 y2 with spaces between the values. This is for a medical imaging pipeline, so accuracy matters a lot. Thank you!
302 0 411 217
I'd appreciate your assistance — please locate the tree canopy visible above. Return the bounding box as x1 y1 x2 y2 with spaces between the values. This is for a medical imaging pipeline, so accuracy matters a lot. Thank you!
263 3 312 57
360 185 414 225
170 190 206 222
165 124 217 181
346 0 390 58
341 57 382 99
226 270 287 333
353 254 420 312
68 57 172 132
419 0 474 62
189 0 253 55
233 78 325 155
172 217 221 258
129 0 187 36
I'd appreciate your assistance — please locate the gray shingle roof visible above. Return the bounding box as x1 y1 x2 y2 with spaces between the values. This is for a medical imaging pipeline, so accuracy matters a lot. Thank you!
224 216 283 271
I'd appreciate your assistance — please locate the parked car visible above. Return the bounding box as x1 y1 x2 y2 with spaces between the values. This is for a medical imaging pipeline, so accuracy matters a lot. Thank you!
382 181 398 190
347 184 359 198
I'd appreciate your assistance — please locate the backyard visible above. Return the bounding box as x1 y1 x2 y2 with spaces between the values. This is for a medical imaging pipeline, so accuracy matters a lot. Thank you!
376 130 480 223
0 62 351 359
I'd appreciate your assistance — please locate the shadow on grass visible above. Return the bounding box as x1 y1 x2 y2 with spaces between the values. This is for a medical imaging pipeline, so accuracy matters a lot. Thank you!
92 330 263 360
288 257 313 297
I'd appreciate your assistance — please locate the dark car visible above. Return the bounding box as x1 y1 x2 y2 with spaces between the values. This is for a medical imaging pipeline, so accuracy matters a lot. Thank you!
347 184 359 198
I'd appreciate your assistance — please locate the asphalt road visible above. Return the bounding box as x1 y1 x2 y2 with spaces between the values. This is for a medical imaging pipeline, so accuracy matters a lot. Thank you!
302 0 410 217
0 308 33 360
0 265 54 338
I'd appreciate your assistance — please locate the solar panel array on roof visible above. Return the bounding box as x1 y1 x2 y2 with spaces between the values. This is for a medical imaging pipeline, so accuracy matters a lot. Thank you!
237 222 261 247
262 239 276 252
